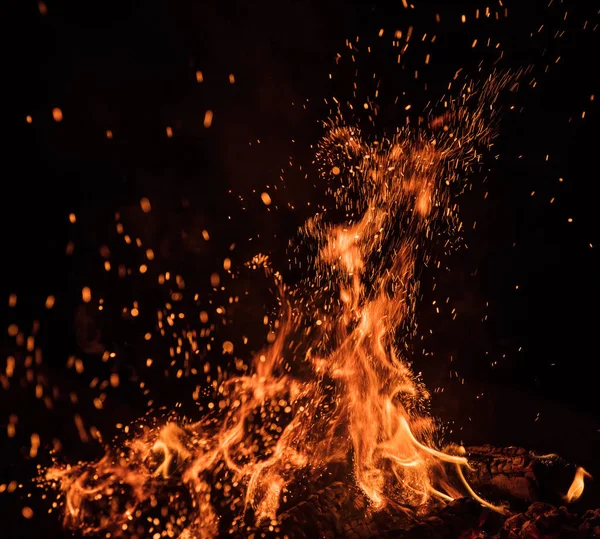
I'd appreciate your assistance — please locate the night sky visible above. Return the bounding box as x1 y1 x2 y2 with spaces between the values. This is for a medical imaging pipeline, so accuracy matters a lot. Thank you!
3 0 600 537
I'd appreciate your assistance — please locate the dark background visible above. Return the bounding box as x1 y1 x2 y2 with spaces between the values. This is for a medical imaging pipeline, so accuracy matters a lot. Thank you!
3 0 599 537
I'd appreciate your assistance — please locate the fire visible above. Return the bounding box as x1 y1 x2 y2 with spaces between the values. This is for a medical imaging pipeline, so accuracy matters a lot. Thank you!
564 467 592 503
43 75 515 537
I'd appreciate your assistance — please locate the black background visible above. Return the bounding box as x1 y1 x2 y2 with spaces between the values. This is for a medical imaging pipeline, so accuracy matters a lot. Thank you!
2 0 599 537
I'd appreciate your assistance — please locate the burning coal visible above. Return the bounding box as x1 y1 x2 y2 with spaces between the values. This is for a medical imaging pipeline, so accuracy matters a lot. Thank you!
42 72 586 539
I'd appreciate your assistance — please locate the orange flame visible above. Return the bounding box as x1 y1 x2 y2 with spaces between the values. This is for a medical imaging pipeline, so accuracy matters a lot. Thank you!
44 75 514 537
564 467 592 503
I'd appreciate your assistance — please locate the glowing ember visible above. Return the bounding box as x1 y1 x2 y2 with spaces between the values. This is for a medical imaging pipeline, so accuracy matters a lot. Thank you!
40 75 520 538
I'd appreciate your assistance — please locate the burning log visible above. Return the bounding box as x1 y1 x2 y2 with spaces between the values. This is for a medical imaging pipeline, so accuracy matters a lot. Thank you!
380 501 600 538
502 503 600 538
253 481 402 539
250 446 594 539
465 445 540 504
257 488 600 539
379 498 493 538
465 445 584 507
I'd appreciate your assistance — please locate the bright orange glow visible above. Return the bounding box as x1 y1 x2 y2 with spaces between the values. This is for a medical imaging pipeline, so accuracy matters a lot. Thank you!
140 197 152 213
564 467 592 503
204 110 213 128
52 107 63 122
81 287 91 303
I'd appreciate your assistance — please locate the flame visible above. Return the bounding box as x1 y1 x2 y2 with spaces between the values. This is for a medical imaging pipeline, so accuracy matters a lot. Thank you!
564 467 592 503
44 74 515 537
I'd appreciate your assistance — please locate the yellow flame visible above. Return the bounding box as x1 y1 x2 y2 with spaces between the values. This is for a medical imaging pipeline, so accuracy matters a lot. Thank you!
564 467 592 503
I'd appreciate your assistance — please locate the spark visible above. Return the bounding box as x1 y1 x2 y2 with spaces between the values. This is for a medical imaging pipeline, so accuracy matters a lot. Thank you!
52 108 63 122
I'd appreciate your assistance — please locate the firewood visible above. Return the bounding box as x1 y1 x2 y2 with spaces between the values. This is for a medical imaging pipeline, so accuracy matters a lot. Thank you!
247 446 593 538
465 445 579 505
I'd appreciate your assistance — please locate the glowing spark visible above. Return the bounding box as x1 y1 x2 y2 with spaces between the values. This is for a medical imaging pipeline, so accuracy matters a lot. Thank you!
81 287 91 303
204 110 214 128
140 197 152 213
52 107 63 122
